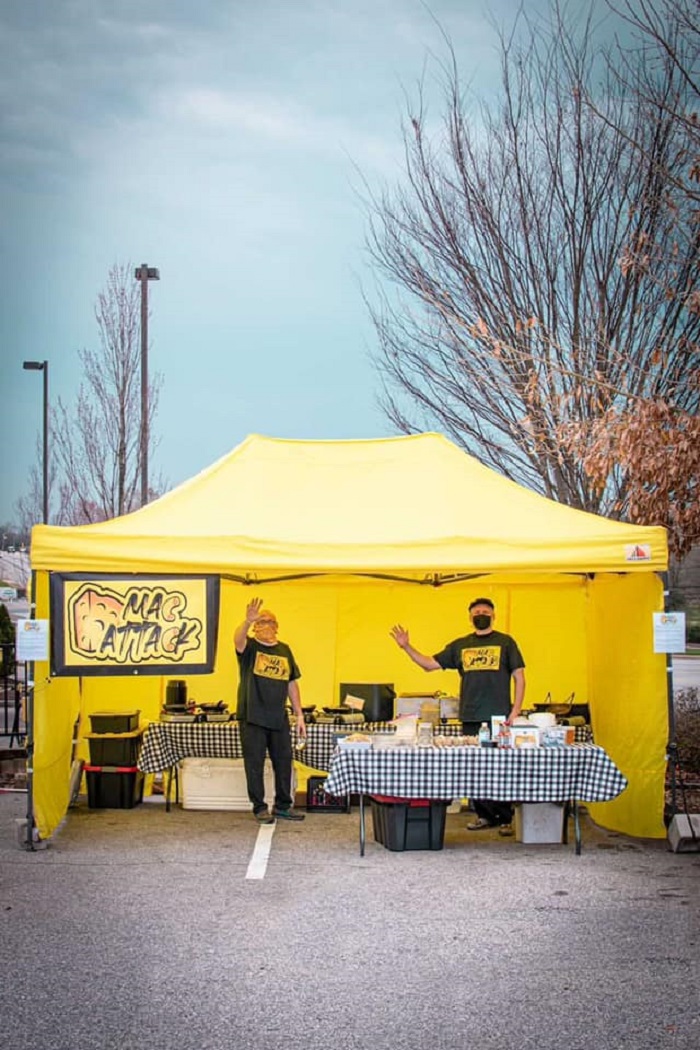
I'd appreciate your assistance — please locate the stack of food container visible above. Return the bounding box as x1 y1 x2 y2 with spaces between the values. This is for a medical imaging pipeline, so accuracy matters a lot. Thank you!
83 711 144 808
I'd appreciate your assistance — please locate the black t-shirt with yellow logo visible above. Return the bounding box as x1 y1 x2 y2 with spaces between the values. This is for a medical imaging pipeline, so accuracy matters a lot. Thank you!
433 630 524 723
236 638 301 730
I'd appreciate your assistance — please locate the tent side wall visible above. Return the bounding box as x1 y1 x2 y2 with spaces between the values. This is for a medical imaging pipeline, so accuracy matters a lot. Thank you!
32 571 667 840
585 573 668 837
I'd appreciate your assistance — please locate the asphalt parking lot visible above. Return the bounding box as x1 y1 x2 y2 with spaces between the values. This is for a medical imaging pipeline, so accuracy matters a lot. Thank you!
1 789 699 1050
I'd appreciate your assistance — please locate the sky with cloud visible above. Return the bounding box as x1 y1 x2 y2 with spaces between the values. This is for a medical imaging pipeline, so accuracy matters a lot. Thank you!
1 0 565 525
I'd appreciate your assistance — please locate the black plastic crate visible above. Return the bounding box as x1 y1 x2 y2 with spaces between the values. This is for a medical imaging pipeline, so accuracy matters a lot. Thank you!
306 775 351 813
84 765 144 809
370 796 447 851
86 730 143 767
89 711 140 734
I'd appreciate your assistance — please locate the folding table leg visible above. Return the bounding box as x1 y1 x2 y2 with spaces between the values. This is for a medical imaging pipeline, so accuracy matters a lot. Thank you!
574 800 582 855
165 765 175 812
359 793 366 857
562 801 570 845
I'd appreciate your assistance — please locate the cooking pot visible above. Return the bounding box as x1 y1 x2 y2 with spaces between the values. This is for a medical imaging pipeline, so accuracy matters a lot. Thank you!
533 701 591 720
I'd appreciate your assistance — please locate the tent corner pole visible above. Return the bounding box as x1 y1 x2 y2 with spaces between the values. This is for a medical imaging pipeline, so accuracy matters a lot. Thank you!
23 569 37 851
661 571 678 821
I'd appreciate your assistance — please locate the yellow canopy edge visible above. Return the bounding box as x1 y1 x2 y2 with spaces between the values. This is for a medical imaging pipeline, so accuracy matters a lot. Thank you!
30 433 667 576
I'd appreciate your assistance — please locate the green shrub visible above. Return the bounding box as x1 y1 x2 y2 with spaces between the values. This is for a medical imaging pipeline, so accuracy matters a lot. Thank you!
686 602 700 645
0 602 15 678
673 688 700 776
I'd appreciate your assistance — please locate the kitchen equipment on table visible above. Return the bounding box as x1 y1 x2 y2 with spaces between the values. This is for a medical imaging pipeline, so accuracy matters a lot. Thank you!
339 683 395 723
198 701 230 722
316 707 365 725
166 680 188 708
533 692 590 722
288 703 317 723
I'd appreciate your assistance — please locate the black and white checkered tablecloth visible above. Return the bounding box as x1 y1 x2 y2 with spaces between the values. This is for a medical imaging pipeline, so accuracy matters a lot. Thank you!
138 721 594 778
323 744 626 804
138 720 413 774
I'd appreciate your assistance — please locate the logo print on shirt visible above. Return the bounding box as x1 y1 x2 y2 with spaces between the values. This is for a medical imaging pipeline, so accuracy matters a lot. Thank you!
462 646 501 672
254 651 290 680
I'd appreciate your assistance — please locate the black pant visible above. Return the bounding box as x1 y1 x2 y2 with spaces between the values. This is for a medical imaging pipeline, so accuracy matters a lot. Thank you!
463 720 513 826
239 721 294 813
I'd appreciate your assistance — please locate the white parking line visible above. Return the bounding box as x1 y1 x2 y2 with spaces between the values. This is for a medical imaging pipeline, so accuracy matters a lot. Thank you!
246 822 276 879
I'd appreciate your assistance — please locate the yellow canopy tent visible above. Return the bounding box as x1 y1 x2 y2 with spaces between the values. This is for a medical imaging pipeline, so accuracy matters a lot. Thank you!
28 432 669 839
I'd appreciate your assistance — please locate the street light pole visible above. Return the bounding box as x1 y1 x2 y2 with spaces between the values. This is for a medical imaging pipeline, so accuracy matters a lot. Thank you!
22 360 49 524
134 263 160 507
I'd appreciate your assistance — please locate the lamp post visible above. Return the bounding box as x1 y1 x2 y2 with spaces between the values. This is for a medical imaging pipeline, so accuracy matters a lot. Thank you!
22 360 49 524
134 263 160 507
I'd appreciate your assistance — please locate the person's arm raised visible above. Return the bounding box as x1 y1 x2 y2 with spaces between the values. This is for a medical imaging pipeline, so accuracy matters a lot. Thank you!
234 597 263 653
389 624 441 671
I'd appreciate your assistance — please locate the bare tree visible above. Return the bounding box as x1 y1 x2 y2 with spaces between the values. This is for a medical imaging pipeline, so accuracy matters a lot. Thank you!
365 2 700 535
556 0 700 557
46 263 163 525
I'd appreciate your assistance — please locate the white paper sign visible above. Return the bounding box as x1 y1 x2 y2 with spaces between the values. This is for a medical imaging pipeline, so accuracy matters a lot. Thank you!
653 612 686 654
16 619 50 662
343 694 366 712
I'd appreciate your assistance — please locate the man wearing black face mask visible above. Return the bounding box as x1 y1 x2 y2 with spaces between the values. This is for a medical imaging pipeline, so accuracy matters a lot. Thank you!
390 597 525 835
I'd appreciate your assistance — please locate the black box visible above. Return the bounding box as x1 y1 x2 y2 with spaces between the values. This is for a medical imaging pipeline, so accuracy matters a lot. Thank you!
339 683 395 722
370 797 447 851
86 731 143 767
84 765 144 809
89 711 140 734
306 775 351 813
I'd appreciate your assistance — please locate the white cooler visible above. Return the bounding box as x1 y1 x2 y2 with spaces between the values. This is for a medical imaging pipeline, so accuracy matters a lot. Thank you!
180 757 296 811
515 802 566 843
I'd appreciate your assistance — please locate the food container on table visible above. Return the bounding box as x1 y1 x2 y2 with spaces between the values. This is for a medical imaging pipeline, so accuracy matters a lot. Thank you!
509 726 541 748
372 733 408 750
417 721 433 747
541 725 576 747
529 712 556 729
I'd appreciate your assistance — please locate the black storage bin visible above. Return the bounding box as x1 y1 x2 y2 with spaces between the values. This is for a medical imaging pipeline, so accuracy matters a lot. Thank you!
370 796 447 851
339 683 395 722
306 775 351 813
86 730 143 767
84 765 144 809
89 711 140 734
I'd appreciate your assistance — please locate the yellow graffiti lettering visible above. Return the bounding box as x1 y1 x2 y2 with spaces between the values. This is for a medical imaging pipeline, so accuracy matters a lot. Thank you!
462 646 501 672
254 652 290 680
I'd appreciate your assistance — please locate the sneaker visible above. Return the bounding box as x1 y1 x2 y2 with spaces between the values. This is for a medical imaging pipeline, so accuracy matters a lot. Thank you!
254 810 276 825
498 823 514 837
466 818 494 831
272 807 305 822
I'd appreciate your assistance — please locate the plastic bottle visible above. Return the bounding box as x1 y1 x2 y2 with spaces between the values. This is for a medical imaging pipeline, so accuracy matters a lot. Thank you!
478 721 490 746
